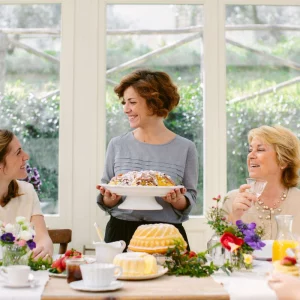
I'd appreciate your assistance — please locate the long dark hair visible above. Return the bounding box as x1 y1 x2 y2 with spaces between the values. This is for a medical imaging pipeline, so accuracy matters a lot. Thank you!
0 129 20 205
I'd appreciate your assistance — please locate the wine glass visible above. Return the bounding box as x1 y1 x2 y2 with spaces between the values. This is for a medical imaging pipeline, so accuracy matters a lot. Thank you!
246 178 267 206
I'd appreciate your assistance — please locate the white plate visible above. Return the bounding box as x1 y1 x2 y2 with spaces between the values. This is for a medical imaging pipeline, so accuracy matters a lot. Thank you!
253 240 274 261
69 280 123 292
118 265 168 280
101 184 184 210
48 270 67 278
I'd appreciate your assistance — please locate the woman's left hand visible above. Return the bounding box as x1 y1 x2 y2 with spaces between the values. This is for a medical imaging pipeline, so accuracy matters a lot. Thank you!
31 245 51 260
163 187 188 210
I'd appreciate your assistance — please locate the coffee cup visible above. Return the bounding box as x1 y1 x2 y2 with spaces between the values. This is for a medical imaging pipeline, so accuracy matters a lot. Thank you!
80 263 122 288
0 265 31 285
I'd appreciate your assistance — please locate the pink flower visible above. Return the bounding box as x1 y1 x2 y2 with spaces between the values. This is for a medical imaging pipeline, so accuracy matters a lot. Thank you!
212 195 221 201
15 240 26 247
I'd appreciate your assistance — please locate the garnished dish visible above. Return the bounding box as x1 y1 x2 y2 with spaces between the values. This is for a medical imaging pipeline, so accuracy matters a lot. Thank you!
101 171 183 210
109 170 175 186
273 256 299 277
113 251 168 280
48 248 82 276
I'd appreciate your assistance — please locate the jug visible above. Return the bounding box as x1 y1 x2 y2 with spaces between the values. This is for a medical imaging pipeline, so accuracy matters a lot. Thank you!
272 215 298 261
93 240 126 263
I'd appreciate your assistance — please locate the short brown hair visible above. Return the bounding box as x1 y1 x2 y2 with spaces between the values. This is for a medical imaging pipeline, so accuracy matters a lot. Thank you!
248 125 300 188
0 129 20 204
114 69 180 118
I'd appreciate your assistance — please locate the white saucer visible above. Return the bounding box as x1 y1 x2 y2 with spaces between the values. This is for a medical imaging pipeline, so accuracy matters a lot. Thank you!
2 281 33 288
69 280 124 292
118 265 168 280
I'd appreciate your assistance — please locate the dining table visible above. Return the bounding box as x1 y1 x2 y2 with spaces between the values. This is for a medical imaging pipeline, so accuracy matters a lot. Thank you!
0 260 278 300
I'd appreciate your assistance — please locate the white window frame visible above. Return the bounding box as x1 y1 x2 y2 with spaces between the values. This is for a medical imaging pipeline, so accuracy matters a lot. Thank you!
2 0 299 251
0 0 74 231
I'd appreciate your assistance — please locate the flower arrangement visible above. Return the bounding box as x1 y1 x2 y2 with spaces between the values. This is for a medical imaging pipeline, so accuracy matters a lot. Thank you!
0 216 36 266
164 240 232 277
206 195 265 270
22 163 42 193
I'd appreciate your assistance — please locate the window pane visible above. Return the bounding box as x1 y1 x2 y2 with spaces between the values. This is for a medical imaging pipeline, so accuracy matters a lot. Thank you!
106 4 204 215
0 4 61 214
226 5 300 191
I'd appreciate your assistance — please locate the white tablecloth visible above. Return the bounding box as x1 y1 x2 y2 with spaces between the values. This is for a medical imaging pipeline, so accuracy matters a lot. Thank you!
0 270 49 300
212 260 278 300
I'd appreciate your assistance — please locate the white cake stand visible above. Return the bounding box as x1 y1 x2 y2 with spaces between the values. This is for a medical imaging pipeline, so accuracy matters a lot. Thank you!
100 184 184 210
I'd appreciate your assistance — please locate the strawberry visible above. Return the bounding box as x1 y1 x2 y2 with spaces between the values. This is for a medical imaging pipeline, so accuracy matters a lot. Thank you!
281 256 297 266
61 256 67 270
72 250 82 257
51 257 65 273
64 249 72 257
188 251 197 258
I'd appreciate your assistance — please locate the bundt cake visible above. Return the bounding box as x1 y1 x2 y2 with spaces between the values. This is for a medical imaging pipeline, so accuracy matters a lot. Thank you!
113 252 158 276
109 170 175 186
128 223 187 254
273 256 299 277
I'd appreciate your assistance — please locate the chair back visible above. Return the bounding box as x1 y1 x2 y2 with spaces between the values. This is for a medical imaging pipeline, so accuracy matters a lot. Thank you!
48 229 72 254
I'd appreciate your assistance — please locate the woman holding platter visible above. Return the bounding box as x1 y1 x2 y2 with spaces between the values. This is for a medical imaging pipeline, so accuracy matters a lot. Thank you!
96 69 198 250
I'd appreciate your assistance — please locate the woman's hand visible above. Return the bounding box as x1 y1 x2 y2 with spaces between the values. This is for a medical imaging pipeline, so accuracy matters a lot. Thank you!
31 246 51 260
96 185 122 208
231 184 257 220
268 273 300 300
30 215 53 260
163 187 188 210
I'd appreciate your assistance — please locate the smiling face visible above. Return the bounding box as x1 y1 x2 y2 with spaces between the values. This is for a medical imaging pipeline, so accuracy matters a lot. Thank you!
0 136 29 181
247 136 282 182
122 86 158 128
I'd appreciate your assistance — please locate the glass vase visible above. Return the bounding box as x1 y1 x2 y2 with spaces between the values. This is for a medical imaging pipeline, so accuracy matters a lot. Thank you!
2 244 29 266
207 233 226 266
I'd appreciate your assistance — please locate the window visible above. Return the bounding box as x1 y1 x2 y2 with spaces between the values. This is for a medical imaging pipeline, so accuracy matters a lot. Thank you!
0 4 61 214
106 4 204 214
226 5 300 191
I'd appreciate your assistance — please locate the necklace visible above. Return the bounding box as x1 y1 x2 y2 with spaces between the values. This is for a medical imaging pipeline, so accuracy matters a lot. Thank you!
255 190 287 220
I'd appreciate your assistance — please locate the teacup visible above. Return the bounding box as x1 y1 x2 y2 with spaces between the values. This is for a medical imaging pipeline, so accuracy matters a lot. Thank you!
93 240 126 263
0 265 31 285
80 263 122 288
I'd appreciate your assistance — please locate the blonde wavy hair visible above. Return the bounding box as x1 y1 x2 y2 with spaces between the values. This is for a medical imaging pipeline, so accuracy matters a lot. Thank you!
248 125 300 188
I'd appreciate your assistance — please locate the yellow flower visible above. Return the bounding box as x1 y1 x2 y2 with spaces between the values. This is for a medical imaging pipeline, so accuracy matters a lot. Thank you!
243 253 253 265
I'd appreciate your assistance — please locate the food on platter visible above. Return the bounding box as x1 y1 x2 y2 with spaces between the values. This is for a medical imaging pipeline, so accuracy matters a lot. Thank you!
128 223 187 254
273 256 299 277
109 170 175 186
48 248 82 274
113 252 158 276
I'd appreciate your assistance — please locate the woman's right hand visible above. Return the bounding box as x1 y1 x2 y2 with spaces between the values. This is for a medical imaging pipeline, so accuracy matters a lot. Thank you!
96 185 122 207
231 184 257 220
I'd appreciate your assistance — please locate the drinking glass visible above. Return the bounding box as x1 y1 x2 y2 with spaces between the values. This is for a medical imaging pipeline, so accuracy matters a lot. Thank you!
246 178 267 208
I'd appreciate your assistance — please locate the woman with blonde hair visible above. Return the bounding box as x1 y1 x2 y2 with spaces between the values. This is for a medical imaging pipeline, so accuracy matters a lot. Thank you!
0 129 53 258
223 125 300 239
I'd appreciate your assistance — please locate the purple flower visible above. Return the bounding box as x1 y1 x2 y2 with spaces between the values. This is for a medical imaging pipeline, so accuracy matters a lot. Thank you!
236 220 256 234
1 232 15 243
244 233 266 250
22 164 42 192
26 239 36 250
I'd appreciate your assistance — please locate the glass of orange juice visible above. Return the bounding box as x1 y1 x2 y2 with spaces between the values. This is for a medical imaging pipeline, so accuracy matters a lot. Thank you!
272 239 299 261
272 215 298 261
